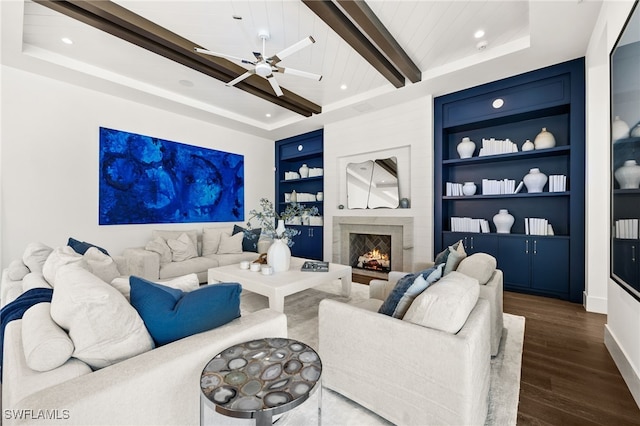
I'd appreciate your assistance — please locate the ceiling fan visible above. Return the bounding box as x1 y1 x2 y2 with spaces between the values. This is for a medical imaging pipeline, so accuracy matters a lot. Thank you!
195 31 322 97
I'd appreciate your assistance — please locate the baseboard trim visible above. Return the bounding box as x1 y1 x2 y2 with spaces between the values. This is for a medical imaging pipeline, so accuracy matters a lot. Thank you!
583 291 607 314
604 325 640 409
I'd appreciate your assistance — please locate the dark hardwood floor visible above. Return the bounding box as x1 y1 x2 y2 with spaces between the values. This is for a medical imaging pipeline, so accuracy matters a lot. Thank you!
503 291 640 425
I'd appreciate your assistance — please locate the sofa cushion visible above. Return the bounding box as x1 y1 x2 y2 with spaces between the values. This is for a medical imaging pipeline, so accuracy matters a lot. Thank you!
83 247 121 283
159 256 218 280
456 253 497 285
378 264 444 318
22 272 52 292
145 236 172 265
167 232 198 262
202 227 225 256
435 240 467 275
67 237 109 256
217 232 244 254
50 264 154 369
402 271 480 334
8 259 30 281
22 302 74 372
129 277 242 346
22 242 53 273
152 229 199 255
233 225 262 253
110 273 200 301
42 246 85 287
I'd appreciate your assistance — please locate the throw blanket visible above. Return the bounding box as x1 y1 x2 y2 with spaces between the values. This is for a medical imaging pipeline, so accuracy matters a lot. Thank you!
0 288 53 382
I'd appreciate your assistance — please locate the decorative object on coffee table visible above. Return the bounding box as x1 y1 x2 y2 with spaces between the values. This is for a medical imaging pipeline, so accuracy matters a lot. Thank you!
200 338 322 426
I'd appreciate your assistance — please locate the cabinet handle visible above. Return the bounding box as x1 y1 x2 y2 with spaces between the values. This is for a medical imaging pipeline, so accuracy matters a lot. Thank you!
470 236 474 250
525 240 529 254
633 245 636 263
533 240 537 255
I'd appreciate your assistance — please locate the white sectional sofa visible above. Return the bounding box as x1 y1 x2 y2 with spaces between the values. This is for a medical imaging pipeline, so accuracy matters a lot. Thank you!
122 227 271 283
1 243 287 426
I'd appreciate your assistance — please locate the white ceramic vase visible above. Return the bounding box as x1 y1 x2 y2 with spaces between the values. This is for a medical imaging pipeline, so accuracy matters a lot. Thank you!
493 209 515 234
275 219 286 238
614 160 640 189
299 164 309 178
267 237 291 273
462 182 477 196
612 116 630 141
534 128 556 149
523 168 548 193
522 140 534 151
457 137 475 159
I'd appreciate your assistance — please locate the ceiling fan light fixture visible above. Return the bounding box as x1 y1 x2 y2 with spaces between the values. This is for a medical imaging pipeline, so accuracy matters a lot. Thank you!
256 62 272 77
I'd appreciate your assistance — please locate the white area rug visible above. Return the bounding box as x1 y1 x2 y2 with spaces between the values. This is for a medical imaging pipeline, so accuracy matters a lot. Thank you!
206 280 525 426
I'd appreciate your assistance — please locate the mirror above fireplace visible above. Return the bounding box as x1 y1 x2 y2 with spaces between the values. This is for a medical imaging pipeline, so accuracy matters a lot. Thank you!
346 157 399 209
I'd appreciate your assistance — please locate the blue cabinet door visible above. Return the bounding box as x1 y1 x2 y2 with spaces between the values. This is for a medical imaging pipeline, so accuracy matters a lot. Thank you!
531 238 569 294
612 240 639 291
290 226 323 260
497 237 531 289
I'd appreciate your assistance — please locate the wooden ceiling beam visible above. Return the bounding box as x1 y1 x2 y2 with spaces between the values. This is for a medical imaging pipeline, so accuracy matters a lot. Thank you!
302 0 405 88
336 0 421 84
33 0 321 116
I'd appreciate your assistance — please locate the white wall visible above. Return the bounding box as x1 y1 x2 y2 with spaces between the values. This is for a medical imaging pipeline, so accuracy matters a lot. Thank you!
586 0 640 408
323 97 433 267
0 66 274 266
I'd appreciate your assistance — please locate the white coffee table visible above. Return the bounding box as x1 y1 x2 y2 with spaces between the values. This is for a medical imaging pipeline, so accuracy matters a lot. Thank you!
207 258 352 313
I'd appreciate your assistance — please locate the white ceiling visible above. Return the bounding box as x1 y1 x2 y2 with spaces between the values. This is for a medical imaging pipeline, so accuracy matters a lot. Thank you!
2 0 603 139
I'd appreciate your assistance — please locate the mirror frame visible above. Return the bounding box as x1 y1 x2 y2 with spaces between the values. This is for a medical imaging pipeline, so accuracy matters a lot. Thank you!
610 0 640 302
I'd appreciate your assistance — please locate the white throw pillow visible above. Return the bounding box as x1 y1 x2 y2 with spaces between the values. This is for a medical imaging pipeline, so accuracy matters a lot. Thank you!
42 246 85 287
167 233 198 262
83 247 121 283
22 302 74 372
217 232 244 254
202 228 225 256
443 243 467 275
22 272 52 291
7 260 30 281
50 264 154 369
145 236 172 264
22 242 53 273
152 230 199 255
456 253 497 285
110 273 200 301
403 271 479 334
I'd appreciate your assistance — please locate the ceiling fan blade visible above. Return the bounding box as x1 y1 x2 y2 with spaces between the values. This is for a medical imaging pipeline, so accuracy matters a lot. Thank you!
266 75 284 97
253 51 263 61
276 66 322 81
226 69 255 87
194 47 252 64
270 36 315 64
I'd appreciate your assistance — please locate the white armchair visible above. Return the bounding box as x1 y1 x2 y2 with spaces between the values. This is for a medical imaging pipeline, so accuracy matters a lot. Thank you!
318 271 491 425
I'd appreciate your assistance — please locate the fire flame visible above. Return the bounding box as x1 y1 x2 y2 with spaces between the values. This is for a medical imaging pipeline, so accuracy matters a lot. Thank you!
368 248 389 260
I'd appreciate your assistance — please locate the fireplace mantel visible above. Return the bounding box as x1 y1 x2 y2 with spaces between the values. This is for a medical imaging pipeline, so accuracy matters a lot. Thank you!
333 216 414 273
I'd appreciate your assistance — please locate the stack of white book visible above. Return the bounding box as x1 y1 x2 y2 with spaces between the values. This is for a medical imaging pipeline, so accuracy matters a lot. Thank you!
482 179 521 195
451 217 490 233
525 218 553 235
615 219 639 239
478 138 518 156
445 182 464 196
548 175 567 192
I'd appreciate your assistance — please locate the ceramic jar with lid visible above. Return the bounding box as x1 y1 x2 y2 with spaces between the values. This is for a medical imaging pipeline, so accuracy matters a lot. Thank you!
614 160 640 189
523 168 548 193
457 137 475 159
299 164 309 178
493 209 514 234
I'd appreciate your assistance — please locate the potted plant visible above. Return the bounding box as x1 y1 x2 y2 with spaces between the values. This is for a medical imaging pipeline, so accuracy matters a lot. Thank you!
246 198 319 247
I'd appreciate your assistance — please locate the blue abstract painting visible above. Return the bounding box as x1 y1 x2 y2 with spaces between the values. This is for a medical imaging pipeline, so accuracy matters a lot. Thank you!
99 127 244 225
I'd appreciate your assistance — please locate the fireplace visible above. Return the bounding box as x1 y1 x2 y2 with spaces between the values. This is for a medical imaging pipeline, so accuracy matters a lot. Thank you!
350 233 391 272
333 216 414 280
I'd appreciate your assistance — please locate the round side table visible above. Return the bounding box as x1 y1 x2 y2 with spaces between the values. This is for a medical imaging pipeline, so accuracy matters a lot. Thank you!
200 338 322 426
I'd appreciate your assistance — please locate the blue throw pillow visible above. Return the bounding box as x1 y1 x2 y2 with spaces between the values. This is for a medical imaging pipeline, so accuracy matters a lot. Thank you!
378 264 444 318
232 225 261 252
129 276 241 346
67 237 109 256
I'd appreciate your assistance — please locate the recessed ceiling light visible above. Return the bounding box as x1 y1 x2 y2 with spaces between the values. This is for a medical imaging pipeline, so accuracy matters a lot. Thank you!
265 113 272 118
61 37 73 45
474 30 485 39
340 84 347 90
178 79 194 87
